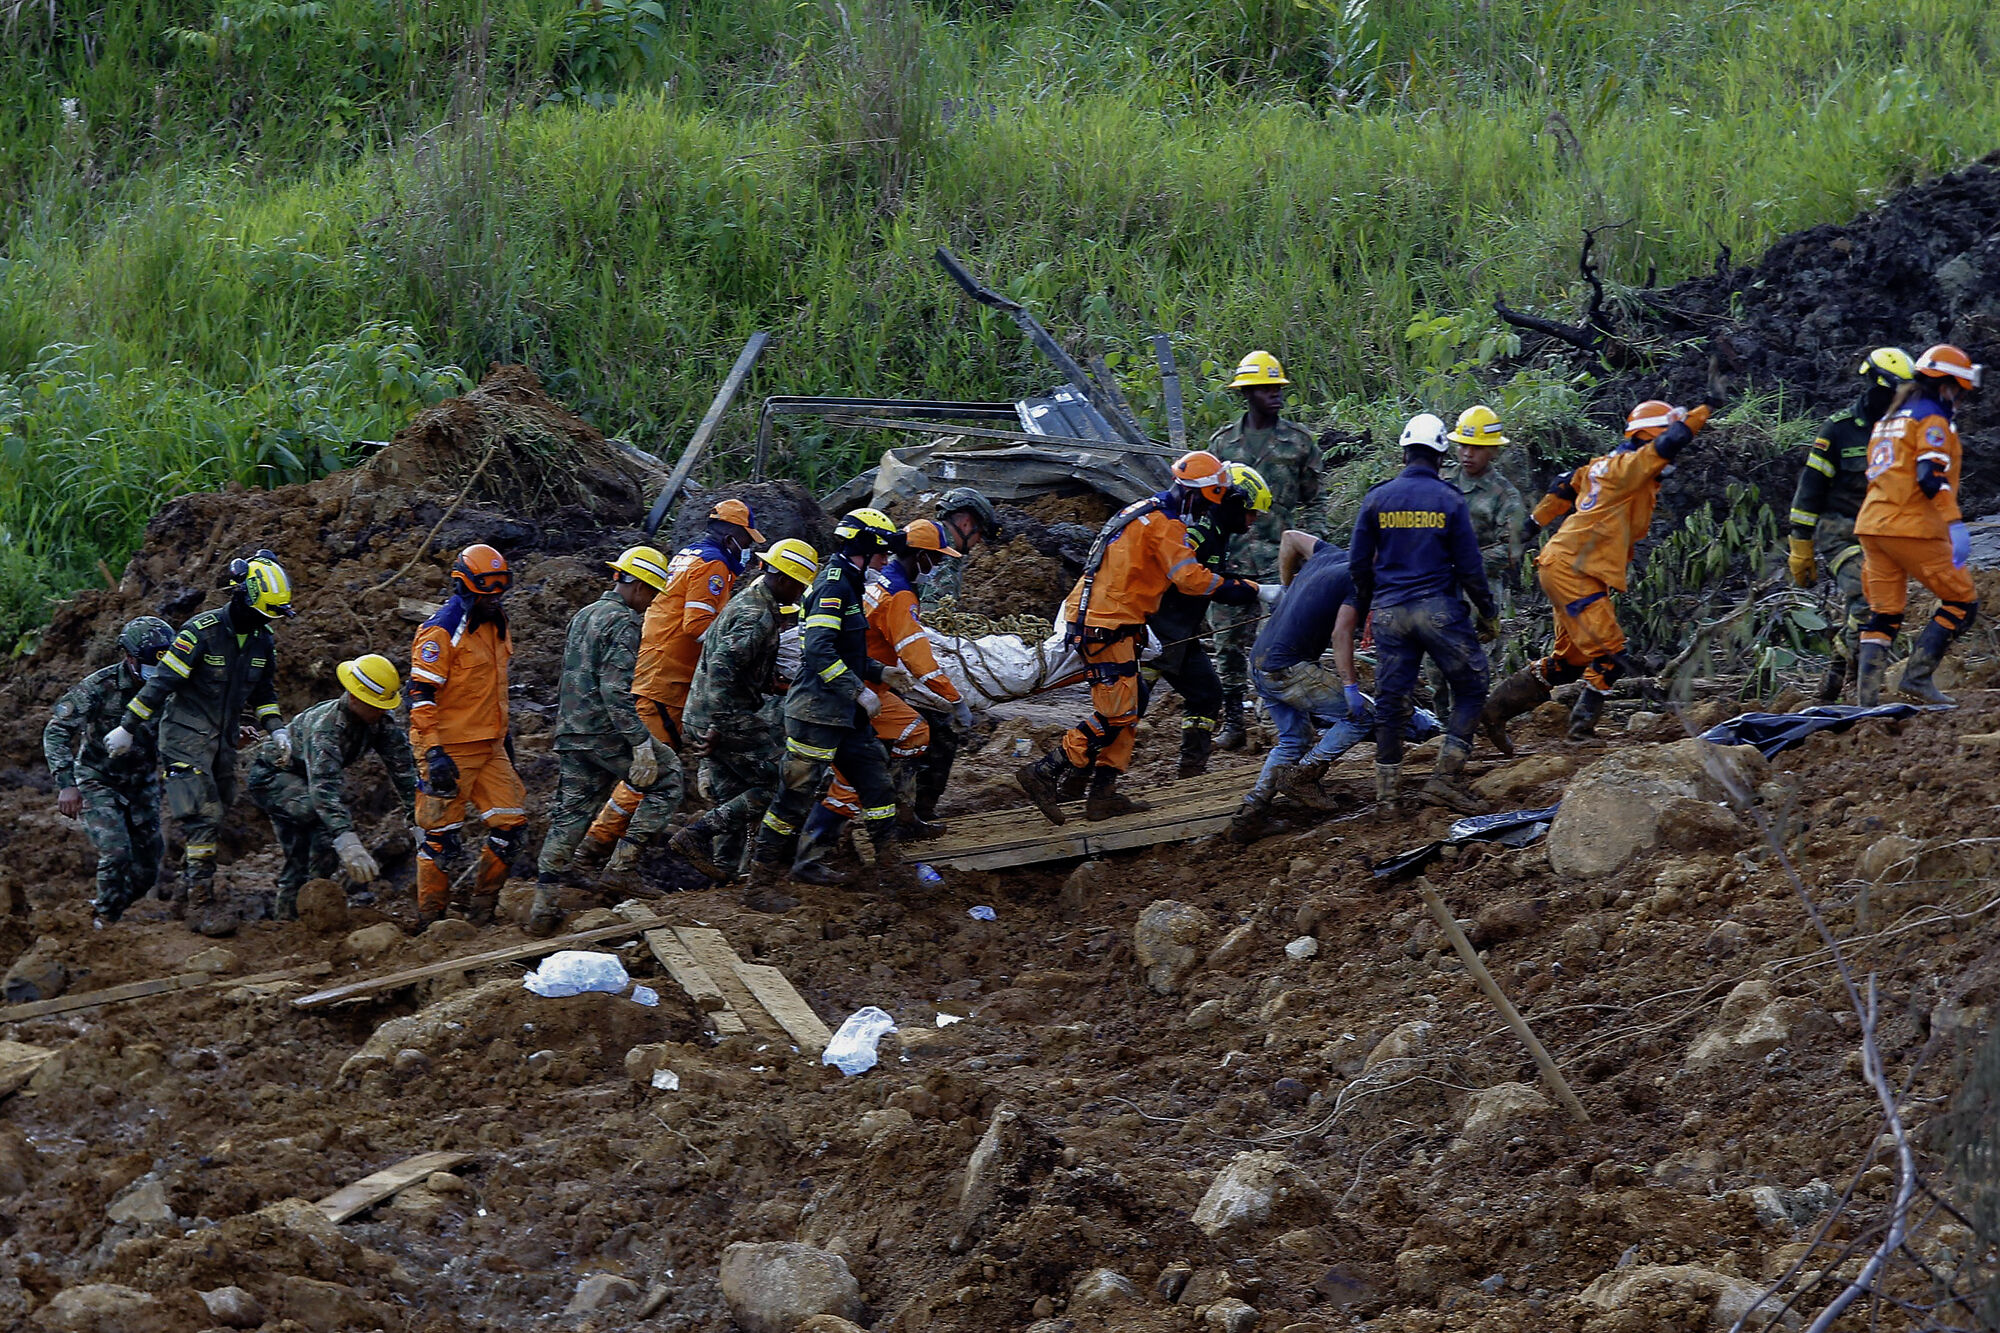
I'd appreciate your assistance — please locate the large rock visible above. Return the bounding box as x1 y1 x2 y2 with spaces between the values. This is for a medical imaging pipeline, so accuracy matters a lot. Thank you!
1070 1269 1140 1313
1204 1297 1261 1332
1460 1082 1551 1139
1687 980 1795 1067
1190 1150 1317 1238
295 878 350 932
277 1275 396 1332
105 1176 175 1227
337 922 404 962
1364 1020 1432 1069
198 1287 265 1329
1547 740 1767 879
31 1285 159 1333
3 937 66 1004
717 1241 864 1333
567 1273 641 1312
1580 1263 1799 1329
1134 900 1213 994
0 1040 57 1099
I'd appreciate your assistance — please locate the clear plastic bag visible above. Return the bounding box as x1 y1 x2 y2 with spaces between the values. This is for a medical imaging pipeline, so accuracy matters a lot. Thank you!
821 1006 899 1076
522 950 630 997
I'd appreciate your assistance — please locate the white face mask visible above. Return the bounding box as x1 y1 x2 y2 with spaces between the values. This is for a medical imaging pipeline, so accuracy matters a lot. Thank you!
140 664 161 681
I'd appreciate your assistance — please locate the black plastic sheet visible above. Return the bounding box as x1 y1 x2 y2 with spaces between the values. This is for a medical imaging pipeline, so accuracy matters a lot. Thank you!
1698 702 1952 759
1371 803 1561 879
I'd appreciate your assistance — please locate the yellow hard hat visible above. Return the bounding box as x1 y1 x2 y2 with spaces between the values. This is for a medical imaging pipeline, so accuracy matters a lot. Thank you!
1448 404 1510 448
1857 347 1915 389
1225 462 1274 514
236 550 295 618
758 538 820 586
608 544 672 592
337 653 403 709
1228 350 1290 389
833 508 899 551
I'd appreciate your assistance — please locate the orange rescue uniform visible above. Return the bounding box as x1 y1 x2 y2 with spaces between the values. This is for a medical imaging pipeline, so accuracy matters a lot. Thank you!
632 542 742 739
823 562 962 816
1856 399 1975 641
1528 443 1671 691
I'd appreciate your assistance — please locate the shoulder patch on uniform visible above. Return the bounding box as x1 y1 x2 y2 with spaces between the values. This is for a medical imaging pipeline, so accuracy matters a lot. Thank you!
419 641 441 663
708 573 724 596
190 612 217 630
1926 425 1948 449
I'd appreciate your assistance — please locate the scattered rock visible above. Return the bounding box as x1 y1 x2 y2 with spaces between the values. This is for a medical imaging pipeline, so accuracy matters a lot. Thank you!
426 1170 468 1194
1856 833 1921 883
567 1273 642 1312
1060 860 1106 914
1579 1262 1800 1329
337 921 404 962
0 1040 57 1099
1472 753 1576 802
1744 1179 1838 1229
795 1319 867 1333
1365 1020 1432 1069
424 917 478 945
1393 1244 1463 1301
1656 797 1751 852
1205 922 1258 971
1460 1082 1552 1139
1284 936 1319 961
1547 740 1768 879
1204 1297 1261 1332
198 1286 265 1329
3 937 66 1004
1276 1228 1331 1258
1186 998 1228 1030
105 1175 175 1227
1133 900 1213 994
1179 1266 1238 1306
1687 979 1796 1067
393 1047 430 1076
30 1283 159 1332
1191 1150 1318 1238
1627 710 1665 732
717 1241 864 1333
570 907 625 932
856 1107 914 1142
1469 899 1541 947
277 1275 397 1332
186 945 237 974
295 878 350 933
1156 1263 1193 1302
1070 1269 1140 1313
498 881 538 927
0 1121 45 1194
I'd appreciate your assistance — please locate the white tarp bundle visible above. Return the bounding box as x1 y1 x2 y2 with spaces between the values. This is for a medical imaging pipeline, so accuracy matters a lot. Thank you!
775 624 1160 708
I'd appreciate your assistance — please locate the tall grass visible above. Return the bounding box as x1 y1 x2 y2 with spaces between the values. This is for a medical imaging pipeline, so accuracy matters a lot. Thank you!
1 0 1998 642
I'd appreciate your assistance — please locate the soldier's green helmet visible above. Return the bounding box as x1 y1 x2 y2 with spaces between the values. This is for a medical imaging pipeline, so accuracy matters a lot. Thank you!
119 616 175 663
938 487 999 540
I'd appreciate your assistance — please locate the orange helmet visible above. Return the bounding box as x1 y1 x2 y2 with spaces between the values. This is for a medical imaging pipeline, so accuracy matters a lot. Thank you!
1624 400 1680 440
708 498 765 541
901 519 962 557
1171 449 1231 503
452 544 512 596
1914 344 1982 390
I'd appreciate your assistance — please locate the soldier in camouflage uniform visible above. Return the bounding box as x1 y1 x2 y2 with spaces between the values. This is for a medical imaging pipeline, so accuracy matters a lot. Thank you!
45 616 175 923
529 547 677 936
106 551 294 937
670 540 820 886
1207 351 1325 749
1432 405 1530 718
247 654 417 919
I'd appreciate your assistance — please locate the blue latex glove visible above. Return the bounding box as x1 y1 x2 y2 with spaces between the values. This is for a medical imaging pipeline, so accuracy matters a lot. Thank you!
1951 520 1971 569
1343 684 1372 724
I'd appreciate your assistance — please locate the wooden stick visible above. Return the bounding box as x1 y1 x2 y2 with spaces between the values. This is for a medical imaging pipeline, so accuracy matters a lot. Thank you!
645 330 772 538
0 963 332 1024
292 916 679 1010
317 1150 474 1223
1416 876 1590 1124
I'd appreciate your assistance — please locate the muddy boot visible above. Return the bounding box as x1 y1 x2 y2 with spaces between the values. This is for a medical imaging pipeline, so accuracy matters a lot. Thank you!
604 840 643 874
896 803 947 841
527 874 564 938
272 884 300 922
1479 670 1551 756
1896 623 1956 705
1215 690 1247 751
872 831 915 896
1228 796 1273 844
669 817 729 883
741 859 799 914
1418 741 1485 814
1855 640 1887 706
1374 762 1403 810
572 833 617 871
1566 687 1606 740
790 807 854 887
1276 760 1339 811
1176 725 1214 779
1016 750 1077 826
1816 652 1849 704
1084 768 1150 821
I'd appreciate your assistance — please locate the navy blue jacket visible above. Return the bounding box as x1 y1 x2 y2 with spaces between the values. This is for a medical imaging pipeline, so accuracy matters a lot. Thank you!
1253 541 1355 674
1345 463 1496 619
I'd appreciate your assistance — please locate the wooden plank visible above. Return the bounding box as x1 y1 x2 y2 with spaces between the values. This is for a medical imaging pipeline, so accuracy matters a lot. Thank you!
644 331 771 538
731 961 833 1057
292 917 678 1010
317 1150 474 1224
641 928 749 1039
1 963 331 1024
672 928 785 1041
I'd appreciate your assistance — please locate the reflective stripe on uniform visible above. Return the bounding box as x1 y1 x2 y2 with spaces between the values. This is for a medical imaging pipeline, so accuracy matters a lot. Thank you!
184 842 217 858
161 652 193 678
127 698 153 720
819 660 849 682
481 806 527 819
257 703 282 719
685 602 715 616
410 666 446 685
761 811 797 835
785 737 837 760
894 631 927 652
862 804 896 823
1919 451 1952 465
803 614 842 630
1806 453 1835 476
1790 507 1817 528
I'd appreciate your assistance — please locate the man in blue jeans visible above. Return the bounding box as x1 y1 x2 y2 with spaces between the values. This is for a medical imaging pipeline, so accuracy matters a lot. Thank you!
1339 413 1499 813
1232 531 1440 839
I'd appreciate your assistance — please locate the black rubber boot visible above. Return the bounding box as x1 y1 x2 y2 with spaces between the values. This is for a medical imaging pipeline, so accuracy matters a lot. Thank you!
668 815 729 882
741 859 799 914
1177 725 1214 779
896 803 947 840
791 806 855 887
1855 641 1887 707
1228 796 1273 844
1566 687 1606 740
1816 653 1848 704
1479 670 1552 755
1016 750 1078 826
1084 769 1150 821
1418 741 1485 814
1215 690 1247 751
1374 762 1402 810
1896 623 1956 705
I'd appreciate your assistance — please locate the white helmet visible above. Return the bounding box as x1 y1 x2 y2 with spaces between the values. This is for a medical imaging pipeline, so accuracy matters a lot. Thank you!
1399 412 1450 454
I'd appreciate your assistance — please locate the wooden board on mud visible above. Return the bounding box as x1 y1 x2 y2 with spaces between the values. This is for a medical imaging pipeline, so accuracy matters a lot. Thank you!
317 1150 475 1223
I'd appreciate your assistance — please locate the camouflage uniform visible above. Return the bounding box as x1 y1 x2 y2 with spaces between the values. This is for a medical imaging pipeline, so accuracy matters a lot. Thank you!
1207 413 1326 718
45 663 164 920
1432 458 1528 713
540 590 680 875
682 576 787 875
247 697 417 905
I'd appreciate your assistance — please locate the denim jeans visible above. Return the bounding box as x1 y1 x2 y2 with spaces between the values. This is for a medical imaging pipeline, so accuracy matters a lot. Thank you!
1371 595 1490 764
1250 659 1438 799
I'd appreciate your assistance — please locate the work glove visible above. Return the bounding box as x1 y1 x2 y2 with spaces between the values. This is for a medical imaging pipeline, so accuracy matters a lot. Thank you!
627 738 660 788
58 786 82 819
951 698 975 736
425 746 459 797
1256 582 1282 608
104 725 135 757
1787 537 1818 587
1951 520 1971 569
858 687 882 719
1476 612 1502 643
1343 684 1373 726
270 725 292 767
1683 404 1712 434
333 830 380 884
878 664 916 694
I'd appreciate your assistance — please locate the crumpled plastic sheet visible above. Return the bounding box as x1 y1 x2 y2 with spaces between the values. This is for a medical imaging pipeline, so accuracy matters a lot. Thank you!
1697 702 1952 759
1371 803 1562 879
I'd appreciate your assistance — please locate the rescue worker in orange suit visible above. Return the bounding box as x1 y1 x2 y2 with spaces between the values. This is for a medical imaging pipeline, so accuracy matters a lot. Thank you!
1016 451 1267 824
1854 343 1984 705
794 520 975 883
1480 399 1711 749
409 544 527 926
588 498 764 870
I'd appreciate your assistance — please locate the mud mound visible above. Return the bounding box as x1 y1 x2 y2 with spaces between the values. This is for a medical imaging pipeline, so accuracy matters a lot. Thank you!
663 480 835 556
369 363 662 521
958 535 1074 621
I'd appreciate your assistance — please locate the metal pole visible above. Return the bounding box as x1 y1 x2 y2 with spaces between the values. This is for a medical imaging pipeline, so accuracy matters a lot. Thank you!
646 331 772 537
1152 334 1187 450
